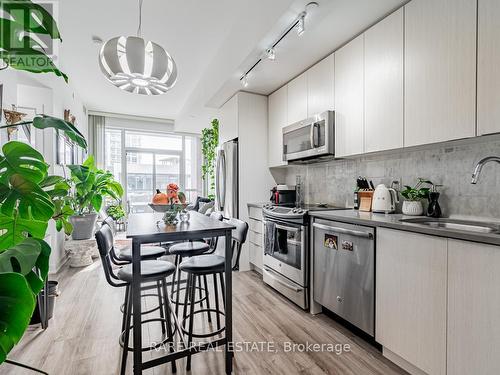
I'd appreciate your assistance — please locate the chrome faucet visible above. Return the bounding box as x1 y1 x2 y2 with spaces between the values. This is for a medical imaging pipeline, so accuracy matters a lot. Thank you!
471 156 500 184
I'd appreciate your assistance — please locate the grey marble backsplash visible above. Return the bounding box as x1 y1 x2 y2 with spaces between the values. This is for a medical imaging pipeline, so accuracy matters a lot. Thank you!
281 135 500 219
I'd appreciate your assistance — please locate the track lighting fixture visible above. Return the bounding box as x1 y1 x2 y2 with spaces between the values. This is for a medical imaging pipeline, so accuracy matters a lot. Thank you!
239 2 319 86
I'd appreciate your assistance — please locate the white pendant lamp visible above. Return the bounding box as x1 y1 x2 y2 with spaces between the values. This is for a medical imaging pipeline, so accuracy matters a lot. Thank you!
98 0 177 95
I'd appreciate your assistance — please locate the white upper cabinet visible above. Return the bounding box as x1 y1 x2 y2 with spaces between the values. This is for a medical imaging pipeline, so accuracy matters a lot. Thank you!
447 239 500 375
287 72 308 125
334 35 364 157
307 53 334 117
219 94 238 144
268 85 288 167
477 0 500 135
364 9 403 153
404 0 476 147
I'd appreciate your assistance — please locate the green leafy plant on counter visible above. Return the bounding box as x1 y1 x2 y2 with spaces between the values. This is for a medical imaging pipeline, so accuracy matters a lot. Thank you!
0 129 86 364
400 178 433 201
107 204 126 221
68 156 123 215
0 0 68 81
201 118 219 200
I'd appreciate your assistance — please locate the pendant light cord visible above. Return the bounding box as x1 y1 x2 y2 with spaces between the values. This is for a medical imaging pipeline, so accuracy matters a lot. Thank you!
137 0 143 37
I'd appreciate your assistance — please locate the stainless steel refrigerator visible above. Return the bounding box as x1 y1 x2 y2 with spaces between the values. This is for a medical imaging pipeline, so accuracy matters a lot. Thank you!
215 139 238 219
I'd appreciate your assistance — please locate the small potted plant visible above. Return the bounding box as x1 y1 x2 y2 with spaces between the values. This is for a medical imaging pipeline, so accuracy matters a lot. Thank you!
68 156 123 239
400 178 433 216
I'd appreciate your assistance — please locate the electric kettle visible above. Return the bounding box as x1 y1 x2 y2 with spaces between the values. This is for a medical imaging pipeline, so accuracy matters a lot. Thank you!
372 184 399 213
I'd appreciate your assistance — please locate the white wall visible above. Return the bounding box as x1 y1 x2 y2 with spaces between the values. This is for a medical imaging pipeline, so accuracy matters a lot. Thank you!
1 68 88 274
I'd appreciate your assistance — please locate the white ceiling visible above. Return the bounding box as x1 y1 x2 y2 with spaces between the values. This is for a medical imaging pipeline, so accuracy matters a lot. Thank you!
57 0 406 133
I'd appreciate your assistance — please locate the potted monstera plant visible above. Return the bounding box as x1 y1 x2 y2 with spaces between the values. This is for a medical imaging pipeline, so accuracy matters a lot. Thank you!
67 156 123 239
0 128 86 366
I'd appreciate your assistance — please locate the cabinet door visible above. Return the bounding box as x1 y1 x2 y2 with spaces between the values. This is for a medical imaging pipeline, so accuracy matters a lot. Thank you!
448 239 500 375
307 53 334 117
287 72 307 124
268 86 287 167
364 9 403 153
404 0 476 146
477 0 500 135
376 228 447 375
334 35 364 157
219 94 239 144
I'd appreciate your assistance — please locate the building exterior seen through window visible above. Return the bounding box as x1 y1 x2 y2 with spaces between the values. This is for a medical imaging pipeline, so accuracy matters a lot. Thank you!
105 128 202 213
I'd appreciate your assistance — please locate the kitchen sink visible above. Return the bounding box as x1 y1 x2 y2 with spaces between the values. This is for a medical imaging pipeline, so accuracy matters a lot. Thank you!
399 218 500 234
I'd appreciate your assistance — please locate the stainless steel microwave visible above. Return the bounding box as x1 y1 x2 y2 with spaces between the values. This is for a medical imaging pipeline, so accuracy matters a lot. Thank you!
282 110 334 162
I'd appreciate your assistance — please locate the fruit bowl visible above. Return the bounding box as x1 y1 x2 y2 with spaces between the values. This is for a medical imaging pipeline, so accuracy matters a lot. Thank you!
148 203 186 213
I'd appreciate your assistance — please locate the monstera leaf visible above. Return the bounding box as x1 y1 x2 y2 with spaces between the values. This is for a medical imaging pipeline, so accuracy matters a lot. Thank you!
1 174 55 221
0 238 50 295
33 116 86 149
0 272 36 364
0 214 47 251
0 142 48 185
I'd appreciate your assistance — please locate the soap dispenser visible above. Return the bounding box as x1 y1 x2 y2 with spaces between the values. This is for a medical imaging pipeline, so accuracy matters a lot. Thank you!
426 184 443 218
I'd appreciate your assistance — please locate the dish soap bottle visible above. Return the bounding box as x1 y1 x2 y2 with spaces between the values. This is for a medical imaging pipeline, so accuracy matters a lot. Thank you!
427 184 443 218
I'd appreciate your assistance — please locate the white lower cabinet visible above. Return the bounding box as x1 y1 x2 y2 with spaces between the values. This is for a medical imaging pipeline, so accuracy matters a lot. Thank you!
247 207 264 272
376 228 447 375
447 239 500 375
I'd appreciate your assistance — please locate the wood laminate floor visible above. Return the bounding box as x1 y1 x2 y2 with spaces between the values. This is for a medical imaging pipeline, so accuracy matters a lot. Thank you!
1 259 407 375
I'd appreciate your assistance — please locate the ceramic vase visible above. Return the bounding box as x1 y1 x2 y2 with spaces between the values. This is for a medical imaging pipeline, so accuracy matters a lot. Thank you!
402 200 423 216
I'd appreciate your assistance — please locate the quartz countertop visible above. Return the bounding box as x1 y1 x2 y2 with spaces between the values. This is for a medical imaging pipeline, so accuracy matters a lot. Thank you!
310 209 500 246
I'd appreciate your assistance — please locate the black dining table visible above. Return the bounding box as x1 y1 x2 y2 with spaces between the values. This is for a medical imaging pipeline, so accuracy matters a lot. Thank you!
126 211 236 374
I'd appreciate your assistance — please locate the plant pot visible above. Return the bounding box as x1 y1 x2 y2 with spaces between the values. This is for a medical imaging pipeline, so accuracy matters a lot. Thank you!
402 200 424 216
69 213 98 240
30 281 59 324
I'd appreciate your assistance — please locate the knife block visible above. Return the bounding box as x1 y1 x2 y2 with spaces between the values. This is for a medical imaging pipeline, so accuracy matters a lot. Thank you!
358 191 373 212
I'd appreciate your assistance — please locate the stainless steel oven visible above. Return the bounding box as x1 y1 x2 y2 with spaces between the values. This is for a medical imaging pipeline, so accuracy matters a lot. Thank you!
262 214 308 309
282 110 334 162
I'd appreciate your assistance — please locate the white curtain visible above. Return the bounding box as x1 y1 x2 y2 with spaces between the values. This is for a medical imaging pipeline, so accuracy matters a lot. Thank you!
88 114 106 168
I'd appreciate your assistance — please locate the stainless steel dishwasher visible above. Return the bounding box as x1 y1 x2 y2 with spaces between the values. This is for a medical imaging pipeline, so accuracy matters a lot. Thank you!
312 218 375 336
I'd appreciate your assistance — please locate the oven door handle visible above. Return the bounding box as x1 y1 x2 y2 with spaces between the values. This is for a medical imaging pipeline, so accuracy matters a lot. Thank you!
264 267 302 292
313 223 373 239
275 223 300 232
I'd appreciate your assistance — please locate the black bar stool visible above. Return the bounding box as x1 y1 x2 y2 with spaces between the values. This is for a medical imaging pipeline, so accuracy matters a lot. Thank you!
179 217 249 371
102 217 167 265
95 225 177 375
168 211 224 317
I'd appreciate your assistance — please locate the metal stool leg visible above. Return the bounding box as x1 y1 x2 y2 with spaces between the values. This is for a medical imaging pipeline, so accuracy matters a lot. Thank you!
121 285 130 334
182 273 191 329
171 254 179 296
175 257 184 317
156 281 166 335
219 272 226 308
213 273 221 330
197 275 204 308
186 273 197 371
161 279 177 373
203 275 212 323
120 287 132 375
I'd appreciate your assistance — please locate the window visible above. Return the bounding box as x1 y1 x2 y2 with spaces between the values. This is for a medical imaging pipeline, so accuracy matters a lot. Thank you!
105 127 202 213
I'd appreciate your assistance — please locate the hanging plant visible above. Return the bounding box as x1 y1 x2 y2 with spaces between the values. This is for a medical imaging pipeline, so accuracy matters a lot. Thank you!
201 119 219 200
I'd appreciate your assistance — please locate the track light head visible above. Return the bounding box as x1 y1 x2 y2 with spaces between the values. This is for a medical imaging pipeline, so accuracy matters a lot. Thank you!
241 75 249 87
266 48 276 60
297 13 305 36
